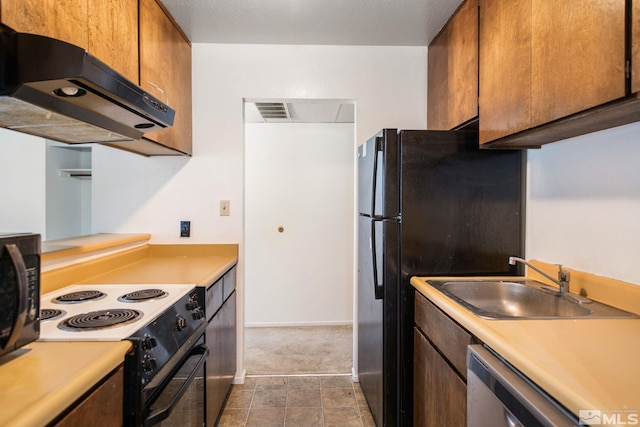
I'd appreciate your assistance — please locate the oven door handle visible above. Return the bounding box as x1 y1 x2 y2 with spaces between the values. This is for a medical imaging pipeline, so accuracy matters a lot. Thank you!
144 343 209 427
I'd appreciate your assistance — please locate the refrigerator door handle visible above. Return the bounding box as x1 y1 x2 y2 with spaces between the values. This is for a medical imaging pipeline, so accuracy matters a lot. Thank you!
371 219 384 300
370 136 383 218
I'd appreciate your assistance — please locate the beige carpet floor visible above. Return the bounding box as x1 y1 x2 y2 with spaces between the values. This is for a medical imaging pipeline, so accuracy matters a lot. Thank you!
244 325 353 375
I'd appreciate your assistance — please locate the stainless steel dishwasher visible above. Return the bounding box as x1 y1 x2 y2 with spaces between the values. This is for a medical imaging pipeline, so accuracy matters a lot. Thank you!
467 345 578 427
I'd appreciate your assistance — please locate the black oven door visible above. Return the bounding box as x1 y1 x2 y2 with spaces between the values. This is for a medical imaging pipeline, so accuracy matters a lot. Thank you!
144 340 208 427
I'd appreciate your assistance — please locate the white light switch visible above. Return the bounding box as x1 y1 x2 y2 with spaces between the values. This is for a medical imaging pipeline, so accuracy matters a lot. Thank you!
220 200 230 216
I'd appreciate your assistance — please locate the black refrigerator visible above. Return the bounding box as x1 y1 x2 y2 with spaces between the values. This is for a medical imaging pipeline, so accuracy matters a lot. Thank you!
357 129 524 426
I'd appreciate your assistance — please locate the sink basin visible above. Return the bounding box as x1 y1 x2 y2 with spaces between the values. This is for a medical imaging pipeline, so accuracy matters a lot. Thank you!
426 279 638 319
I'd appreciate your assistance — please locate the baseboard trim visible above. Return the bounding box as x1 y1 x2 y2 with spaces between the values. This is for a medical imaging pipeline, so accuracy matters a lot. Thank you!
233 368 247 384
246 372 353 378
245 321 353 328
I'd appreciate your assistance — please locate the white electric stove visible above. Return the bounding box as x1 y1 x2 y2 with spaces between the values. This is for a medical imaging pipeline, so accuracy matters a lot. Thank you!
39 283 196 341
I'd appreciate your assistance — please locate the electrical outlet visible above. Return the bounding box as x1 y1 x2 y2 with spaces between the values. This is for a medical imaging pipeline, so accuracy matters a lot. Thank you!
180 221 191 237
220 200 230 216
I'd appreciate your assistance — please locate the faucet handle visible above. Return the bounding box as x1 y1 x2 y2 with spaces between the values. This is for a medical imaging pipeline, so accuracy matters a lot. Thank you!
555 264 571 294
555 264 570 280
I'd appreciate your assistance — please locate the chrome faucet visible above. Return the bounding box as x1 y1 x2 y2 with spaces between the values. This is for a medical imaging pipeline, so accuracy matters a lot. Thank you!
508 256 570 294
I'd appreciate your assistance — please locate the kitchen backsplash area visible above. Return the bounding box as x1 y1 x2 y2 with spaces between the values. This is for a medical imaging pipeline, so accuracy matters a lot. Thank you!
526 120 640 285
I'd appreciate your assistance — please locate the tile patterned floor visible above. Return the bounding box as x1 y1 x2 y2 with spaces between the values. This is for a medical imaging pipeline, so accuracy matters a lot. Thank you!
218 375 375 427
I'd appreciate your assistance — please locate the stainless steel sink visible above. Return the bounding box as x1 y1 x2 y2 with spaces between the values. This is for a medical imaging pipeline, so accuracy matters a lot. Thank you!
426 279 638 319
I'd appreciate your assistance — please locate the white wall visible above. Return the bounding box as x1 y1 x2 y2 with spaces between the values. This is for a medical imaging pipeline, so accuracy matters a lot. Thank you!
0 128 47 237
526 121 640 285
245 123 354 326
92 44 428 378
45 143 92 240
93 44 426 241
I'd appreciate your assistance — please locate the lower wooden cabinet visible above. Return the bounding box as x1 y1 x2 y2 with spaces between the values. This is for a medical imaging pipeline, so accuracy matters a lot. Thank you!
205 268 237 426
414 328 467 426
414 292 476 426
55 365 123 427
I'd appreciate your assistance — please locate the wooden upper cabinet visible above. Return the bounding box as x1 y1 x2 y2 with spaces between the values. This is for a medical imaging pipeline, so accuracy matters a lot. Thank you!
449 0 478 128
480 0 629 146
531 1 626 127
427 0 478 130
633 0 640 94
1 0 138 83
139 0 193 155
427 25 450 130
479 0 531 144
88 0 139 83
1 0 88 48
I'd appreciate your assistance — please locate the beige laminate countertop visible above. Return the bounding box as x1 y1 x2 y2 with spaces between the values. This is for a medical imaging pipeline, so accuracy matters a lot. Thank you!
411 276 640 417
0 341 131 427
1 238 238 427
42 242 238 294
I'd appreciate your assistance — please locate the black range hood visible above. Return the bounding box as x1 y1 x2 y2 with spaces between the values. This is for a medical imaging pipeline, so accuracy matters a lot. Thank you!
0 30 175 146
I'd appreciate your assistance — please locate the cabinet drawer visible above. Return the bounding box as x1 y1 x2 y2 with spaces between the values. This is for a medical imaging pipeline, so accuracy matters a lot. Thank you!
205 279 224 321
223 267 236 301
414 292 474 379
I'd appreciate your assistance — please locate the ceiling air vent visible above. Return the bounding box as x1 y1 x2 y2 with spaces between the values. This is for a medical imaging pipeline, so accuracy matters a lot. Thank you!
255 102 290 121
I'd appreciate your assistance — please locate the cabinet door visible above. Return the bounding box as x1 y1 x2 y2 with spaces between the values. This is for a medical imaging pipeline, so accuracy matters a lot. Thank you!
1 0 88 48
413 328 466 427
427 0 478 131
531 1 626 127
139 0 193 155
206 292 237 426
479 0 532 144
55 366 123 427
427 26 450 130
449 0 478 128
88 0 139 83
633 0 640 94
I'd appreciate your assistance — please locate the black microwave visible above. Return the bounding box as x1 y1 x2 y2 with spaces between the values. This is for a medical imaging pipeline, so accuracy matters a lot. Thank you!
0 233 40 358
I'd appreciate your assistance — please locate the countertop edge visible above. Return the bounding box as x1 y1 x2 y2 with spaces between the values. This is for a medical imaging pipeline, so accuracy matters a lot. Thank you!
42 233 152 260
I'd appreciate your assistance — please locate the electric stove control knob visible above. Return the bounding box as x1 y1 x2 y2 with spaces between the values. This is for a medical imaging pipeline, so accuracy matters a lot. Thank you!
176 315 187 331
142 336 157 350
143 355 157 373
186 299 199 311
192 309 205 320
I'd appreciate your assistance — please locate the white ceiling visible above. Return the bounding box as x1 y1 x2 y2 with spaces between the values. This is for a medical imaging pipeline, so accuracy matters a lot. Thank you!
160 0 463 46
161 0 462 124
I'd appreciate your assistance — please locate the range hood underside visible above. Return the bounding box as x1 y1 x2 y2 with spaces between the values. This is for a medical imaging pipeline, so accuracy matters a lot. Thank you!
0 97 135 143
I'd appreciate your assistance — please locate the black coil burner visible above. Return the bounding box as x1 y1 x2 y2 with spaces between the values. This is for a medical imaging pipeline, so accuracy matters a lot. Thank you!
52 290 105 304
41 308 66 321
58 309 142 331
118 288 168 302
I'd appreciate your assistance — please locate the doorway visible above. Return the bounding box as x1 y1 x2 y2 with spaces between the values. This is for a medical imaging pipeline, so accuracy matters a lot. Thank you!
243 99 355 375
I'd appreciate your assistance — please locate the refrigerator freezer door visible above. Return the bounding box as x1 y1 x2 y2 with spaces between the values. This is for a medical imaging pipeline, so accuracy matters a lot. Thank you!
357 129 400 218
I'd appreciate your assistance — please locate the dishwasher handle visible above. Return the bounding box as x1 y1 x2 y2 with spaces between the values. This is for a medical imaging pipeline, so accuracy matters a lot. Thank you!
467 345 578 427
